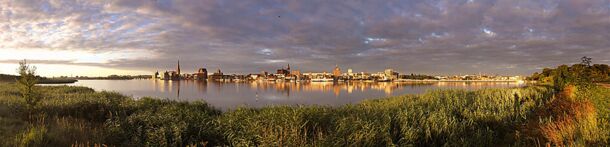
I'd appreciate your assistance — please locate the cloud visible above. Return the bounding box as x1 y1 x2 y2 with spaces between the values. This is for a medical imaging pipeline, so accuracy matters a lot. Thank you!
0 0 609 75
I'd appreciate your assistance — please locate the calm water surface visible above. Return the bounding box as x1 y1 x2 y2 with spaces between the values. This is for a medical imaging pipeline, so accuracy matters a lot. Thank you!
63 80 525 110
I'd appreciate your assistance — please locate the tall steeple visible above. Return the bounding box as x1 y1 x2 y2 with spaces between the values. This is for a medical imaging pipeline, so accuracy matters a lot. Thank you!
177 60 181 75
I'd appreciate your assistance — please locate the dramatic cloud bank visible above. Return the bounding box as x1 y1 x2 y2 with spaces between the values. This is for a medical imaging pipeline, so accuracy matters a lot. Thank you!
1 0 609 75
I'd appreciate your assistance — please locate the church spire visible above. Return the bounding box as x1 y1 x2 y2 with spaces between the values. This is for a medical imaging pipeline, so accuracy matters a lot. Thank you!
177 60 181 75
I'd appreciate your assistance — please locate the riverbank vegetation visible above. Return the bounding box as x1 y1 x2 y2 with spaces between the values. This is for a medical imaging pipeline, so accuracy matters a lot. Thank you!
0 58 608 146
528 57 610 84
1 74 76 84
0 82 607 146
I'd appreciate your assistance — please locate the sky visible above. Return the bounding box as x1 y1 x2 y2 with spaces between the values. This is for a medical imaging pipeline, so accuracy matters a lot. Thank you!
1 0 609 77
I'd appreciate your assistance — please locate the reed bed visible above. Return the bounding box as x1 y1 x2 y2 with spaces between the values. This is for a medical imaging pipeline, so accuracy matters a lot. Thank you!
0 83 607 146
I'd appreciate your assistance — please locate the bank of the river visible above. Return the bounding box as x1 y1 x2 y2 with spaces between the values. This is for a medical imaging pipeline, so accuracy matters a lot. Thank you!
0 83 607 146
38 79 78 84
1 74 77 84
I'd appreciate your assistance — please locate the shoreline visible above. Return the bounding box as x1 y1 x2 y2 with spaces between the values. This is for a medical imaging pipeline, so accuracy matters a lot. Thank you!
150 78 526 83
38 79 78 84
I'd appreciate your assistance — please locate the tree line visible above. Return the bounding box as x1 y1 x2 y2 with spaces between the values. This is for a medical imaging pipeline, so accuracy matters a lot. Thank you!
528 57 610 89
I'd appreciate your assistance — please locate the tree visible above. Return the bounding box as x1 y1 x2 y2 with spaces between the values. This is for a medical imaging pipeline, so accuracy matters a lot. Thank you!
580 56 592 67
552 65 571 90
16 59 40 108
576 57 593 85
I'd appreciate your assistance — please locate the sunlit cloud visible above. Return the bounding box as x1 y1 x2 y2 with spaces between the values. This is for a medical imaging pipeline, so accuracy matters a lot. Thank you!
0 63 150 77
0 48 159 64
481 28 496 37
257 48 273 56
257 59 287 64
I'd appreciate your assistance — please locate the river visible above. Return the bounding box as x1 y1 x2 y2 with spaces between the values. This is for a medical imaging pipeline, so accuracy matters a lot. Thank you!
56 80 525 110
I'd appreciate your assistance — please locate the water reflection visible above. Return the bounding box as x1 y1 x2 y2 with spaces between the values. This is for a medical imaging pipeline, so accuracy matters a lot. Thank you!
70 80 524 110
244 81 441 97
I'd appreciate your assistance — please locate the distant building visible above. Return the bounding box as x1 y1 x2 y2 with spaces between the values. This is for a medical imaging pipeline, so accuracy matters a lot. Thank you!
162 71 170 80
214 69 223 76
195 68 208 80
303 72 333 82
158 60 182 80
261 71 269 78
353 72 371 80
276 64 291 76
209 68 226 81
291 70 301 76
333 65 341 77
384 69 399 80
249 74 260 80
170 71 180 80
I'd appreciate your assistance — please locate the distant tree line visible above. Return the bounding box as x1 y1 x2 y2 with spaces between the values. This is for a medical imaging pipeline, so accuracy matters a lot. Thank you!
76 75 152 80
399 74 439 80
528 57 609 89
0 74 19 82
1 74 45 82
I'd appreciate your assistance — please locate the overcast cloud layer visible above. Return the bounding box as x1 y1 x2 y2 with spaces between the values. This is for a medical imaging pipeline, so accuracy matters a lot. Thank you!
1 0 609 75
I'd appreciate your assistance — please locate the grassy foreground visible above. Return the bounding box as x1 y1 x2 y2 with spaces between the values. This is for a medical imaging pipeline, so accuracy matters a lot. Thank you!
0 83 608 146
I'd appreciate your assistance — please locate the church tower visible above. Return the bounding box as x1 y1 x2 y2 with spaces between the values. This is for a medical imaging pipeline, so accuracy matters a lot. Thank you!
333 65 341 77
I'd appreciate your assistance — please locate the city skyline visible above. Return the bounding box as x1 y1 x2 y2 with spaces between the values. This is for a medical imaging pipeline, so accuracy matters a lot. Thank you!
1 0 610 76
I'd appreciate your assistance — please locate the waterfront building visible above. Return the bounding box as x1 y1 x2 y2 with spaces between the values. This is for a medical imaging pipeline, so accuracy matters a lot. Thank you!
333 65 341 77
194 68 208 80
170 71 180 80
249 74 260 80
209 68 224 81
342 68 355 80
162 71 170 80
304 72 333 82
349 72 371 80
290 70 302 81
157 60 183 80
347 69 353 76
384 69 399 80
276 64 291 76
261 71 269 78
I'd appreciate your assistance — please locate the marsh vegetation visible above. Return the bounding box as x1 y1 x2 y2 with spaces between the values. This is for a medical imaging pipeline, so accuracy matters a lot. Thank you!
0 82 608 146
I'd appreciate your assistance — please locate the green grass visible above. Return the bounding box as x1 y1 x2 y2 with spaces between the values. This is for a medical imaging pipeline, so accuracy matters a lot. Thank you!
589 86 610 144
0 83 608 146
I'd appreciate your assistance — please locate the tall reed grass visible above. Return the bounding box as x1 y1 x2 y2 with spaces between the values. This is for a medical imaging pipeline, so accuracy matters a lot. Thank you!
220 86 555 146
0 83 607 146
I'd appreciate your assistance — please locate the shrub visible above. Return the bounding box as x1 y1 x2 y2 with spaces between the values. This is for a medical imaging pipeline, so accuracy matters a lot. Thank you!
16 60 40 109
